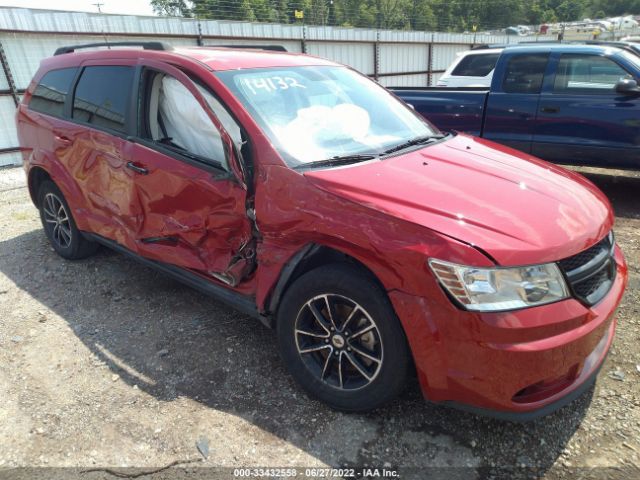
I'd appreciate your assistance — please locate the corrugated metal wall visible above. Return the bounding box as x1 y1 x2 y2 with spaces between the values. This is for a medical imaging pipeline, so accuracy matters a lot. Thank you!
307 42 375 75
2 33 196 90
0 6 541 167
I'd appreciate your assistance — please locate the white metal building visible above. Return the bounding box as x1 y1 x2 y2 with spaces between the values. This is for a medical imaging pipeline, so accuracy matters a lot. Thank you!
0 6 540 167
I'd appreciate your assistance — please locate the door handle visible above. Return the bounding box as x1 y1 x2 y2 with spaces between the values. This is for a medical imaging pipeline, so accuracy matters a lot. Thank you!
54 135 72 146
126 161 149 175
541 106 560 114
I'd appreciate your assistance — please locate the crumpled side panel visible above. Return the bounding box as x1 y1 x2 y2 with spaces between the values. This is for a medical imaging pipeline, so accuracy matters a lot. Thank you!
66 129 143 247
253 164 491 311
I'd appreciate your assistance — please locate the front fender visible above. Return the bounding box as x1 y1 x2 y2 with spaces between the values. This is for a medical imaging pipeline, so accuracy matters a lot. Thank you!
253 164 491 312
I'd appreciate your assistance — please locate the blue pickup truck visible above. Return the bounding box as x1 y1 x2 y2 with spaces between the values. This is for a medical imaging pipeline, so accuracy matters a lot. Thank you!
391 44 640 169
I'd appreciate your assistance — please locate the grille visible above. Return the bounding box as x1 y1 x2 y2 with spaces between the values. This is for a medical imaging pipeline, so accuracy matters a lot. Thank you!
558 233 616 306
558 240 606 272
572 267 610 299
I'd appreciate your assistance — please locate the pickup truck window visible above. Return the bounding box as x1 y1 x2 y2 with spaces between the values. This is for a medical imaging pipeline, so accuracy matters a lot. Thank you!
451 53 500 77
502 53 549 94
216 66 434 167
620 50 640 71
554 54 630 94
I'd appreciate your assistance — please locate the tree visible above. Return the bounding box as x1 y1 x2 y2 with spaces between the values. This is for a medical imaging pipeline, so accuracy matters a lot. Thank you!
410 0 436 31
151 0 193 17
587 0 640 17
151 0 640 32
375 0 411 30
556 0 586 21
306 0 329 24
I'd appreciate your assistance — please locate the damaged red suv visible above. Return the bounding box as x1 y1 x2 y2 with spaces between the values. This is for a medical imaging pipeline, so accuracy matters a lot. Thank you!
16 42 627 420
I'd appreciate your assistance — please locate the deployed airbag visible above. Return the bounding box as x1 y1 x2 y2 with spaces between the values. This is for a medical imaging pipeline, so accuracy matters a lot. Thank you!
159 76 227 166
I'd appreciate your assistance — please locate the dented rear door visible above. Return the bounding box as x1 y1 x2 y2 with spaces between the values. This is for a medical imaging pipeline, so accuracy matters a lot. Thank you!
65 61 142 246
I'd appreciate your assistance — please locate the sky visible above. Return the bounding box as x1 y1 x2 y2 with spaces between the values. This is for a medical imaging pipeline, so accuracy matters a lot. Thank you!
0 0 155 16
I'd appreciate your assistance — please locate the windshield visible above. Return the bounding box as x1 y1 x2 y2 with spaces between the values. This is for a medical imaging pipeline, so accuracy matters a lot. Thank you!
215 66 437 167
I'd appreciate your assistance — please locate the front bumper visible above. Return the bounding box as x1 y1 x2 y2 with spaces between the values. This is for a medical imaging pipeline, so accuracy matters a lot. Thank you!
390 245 628 420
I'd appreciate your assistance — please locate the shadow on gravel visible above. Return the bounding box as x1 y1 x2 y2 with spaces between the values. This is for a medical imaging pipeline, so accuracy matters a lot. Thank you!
578 171 640 220
1 228 601 479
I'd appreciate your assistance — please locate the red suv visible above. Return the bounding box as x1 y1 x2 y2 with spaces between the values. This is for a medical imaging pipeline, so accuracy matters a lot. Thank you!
16 42 627 420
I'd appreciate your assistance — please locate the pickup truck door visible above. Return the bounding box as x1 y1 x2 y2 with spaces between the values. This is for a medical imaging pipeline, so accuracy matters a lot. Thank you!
532 52 640 168
482 52 550 153
125 60 255 287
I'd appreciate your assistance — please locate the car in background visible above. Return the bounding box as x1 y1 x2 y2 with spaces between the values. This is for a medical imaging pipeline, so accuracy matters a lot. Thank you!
436 47 502 87
437 41 640 89
610 15 639 30
584 40 640 57
394 43 640 169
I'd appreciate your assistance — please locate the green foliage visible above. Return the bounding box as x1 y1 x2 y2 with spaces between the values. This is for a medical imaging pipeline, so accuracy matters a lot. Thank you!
150 0 193 17
151 0 640 32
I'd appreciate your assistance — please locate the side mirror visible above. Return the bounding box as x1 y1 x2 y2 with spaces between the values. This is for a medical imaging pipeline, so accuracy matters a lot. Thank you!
615 78 640 95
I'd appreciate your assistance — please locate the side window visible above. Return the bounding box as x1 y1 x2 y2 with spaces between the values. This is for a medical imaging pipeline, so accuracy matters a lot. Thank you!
72 66 133 133
502 53 549 94
195 84 243 156
29 68 77 118
451 53 500 77
142 70 241 170
554 54 630 94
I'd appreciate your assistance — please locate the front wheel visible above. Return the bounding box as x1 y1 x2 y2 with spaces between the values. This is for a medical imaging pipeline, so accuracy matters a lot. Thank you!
276 264 411 411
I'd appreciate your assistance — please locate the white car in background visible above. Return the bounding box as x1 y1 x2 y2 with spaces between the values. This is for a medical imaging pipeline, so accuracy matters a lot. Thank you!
610 16 639 30
436 48 503 87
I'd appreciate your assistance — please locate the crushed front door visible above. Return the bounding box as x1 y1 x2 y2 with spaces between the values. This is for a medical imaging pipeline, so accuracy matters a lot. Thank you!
125 59 255 287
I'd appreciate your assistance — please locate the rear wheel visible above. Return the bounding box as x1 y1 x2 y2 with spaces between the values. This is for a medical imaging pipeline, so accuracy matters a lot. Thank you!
277 264 411 411
38 180 98 259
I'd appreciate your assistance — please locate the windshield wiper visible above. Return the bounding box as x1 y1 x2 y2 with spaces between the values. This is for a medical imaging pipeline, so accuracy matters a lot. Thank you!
294 154 377 170
294 135 447 170
380 134 447 156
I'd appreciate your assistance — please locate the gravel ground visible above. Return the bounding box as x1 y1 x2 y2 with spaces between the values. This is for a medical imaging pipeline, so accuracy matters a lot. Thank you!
0 165 639 480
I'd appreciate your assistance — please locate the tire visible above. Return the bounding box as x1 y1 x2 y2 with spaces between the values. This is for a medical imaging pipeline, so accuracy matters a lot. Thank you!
276 263 411 412
38 180 99 260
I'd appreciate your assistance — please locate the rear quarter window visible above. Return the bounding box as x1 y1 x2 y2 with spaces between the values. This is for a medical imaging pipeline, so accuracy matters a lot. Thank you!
72 66 134 133
451 53 500 77
29 68 77 118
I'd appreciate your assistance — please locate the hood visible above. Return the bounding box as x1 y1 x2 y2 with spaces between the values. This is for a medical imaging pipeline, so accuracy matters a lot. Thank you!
304 134 613 266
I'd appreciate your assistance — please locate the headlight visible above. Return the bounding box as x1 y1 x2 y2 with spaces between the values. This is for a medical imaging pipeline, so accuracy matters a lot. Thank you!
428 259 569 312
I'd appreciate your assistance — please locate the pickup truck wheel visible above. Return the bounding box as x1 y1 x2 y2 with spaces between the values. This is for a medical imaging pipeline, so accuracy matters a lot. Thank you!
38 180 98 260
277 264 410 411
